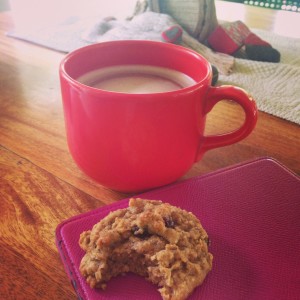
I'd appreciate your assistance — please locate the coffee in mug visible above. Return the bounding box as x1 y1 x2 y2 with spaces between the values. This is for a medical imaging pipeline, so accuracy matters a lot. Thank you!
77 65 196 93
60 40 257 192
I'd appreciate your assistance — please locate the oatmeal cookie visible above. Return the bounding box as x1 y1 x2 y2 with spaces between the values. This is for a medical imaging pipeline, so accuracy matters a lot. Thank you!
79 198 213 300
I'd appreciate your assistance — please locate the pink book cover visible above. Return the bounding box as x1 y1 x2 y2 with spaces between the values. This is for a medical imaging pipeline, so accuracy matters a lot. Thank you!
56 157 300 300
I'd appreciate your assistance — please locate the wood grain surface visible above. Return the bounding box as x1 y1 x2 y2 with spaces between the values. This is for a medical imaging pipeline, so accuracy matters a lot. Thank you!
1 2 300 299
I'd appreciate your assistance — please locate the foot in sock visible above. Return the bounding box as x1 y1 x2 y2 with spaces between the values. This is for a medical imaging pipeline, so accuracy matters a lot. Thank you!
207 21 280 62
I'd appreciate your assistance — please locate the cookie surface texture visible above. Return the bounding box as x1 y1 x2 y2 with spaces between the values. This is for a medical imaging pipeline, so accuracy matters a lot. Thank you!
79 198 213 300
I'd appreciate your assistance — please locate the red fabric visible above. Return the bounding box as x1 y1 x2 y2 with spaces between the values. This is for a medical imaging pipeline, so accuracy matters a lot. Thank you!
56 157 300 300
208 21 251 54
244 32 271 46
161 25 183 43
208 21 270 55
207 26 241 54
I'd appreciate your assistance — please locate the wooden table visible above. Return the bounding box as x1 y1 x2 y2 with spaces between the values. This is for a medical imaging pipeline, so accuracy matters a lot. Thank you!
0 2 299 299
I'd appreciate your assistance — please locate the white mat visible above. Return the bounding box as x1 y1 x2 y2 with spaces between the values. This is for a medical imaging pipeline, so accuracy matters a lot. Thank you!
8 13 300 125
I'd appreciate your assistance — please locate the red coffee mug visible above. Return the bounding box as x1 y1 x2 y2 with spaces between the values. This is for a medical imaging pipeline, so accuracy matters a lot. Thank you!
60 40 257 192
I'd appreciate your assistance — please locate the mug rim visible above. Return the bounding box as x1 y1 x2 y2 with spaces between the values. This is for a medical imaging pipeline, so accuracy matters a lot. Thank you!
60 40 212 96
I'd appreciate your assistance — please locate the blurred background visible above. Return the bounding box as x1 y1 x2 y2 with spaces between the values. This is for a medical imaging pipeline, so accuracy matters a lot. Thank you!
222 0 300 11
2 0 300 12
0 0 299 38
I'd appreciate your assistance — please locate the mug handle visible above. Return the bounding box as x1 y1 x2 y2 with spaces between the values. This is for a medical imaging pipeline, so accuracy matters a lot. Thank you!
197 85 258 161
